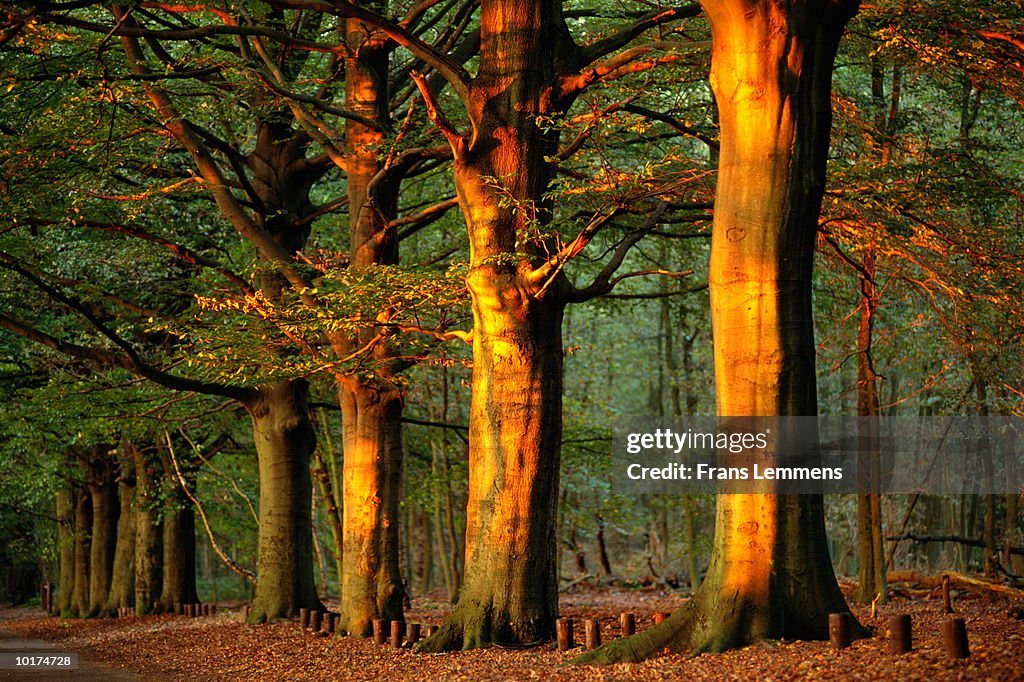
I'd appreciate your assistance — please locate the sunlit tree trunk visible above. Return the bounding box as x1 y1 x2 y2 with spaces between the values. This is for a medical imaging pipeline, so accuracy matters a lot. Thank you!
575 0 859 661
248 379 323 621
337 382 404 635
413 0 577 651
335 13 406 636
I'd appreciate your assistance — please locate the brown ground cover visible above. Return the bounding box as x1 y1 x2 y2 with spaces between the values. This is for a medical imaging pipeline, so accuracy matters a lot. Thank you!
2 584 1022 681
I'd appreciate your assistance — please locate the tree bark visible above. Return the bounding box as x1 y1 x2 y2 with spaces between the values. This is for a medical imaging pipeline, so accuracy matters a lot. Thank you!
332 12 408 636
248 379 323 622
70 487 91 618
414 0 577 651
574 0 860 662
157 467 198 612
87 450 119 618
103 455 136 616
132 442 161 615
55 489 75 617
337 383 405 635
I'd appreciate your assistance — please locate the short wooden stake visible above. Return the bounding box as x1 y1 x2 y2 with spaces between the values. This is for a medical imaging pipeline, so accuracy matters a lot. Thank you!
373 619 388 645
829 612 851 650
309 610 321 632
407 622 421 646
653 612 669 624
889 614 912 654
943 574 953 614
390 620 405 647
943 617 970 659
299 608 310 628
620 612 635 637
556 618 574 651
174 602 183 616
585 618 601 650
321 612 335 634
209 604 217 616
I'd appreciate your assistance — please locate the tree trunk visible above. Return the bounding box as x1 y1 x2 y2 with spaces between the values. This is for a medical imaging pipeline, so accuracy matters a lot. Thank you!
55 490 75 617
856 247 885 603
575 0 860 662
415 0 576 651
157 471 198 612
132 442 161 615
103 456 136 616
70 487 91 618
248 379 323 622
333 12 407 636
87 454 119 618
337 383 404 635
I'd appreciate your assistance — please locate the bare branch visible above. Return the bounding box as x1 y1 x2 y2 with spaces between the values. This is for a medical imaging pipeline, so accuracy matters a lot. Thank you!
567 202 670 303
578 4 702 66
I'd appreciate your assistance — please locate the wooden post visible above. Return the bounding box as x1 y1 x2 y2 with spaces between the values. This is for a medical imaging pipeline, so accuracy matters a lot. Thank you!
829 612 851 649
653 612 669 624
889 614 912 653
942 574 953 614
209 604 217 616
373 619 388 645
585 618 601 650
407 622 421 646
299 608 310 628
390 620 405 647
556 618 574 651
943 617 970 659
243 605 251 620
309 610 322 632
619 612 635 637
174 602 183 616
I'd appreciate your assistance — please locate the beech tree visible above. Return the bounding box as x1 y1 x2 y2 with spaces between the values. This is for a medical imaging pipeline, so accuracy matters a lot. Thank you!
1 0 470 626
575 0 861 661
322 0 710 650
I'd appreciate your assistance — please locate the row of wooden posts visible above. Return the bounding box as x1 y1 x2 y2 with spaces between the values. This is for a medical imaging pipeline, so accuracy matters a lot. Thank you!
114 603 216 618
75 587 970 662
829 612 971 659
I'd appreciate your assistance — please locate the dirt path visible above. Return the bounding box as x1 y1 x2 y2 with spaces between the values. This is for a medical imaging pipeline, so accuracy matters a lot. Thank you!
0 620 139 681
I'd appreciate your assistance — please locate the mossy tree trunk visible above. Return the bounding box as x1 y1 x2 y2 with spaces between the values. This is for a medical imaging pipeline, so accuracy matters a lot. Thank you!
157 457 198 612
86 448 119 618
574 0 860 662
103 454 136 616
132 441 161 615
247 379 324 622
55 489 75 617
70 487 91 618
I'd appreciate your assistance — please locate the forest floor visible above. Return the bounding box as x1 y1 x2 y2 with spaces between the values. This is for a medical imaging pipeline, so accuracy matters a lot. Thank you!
1 582 1022 681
